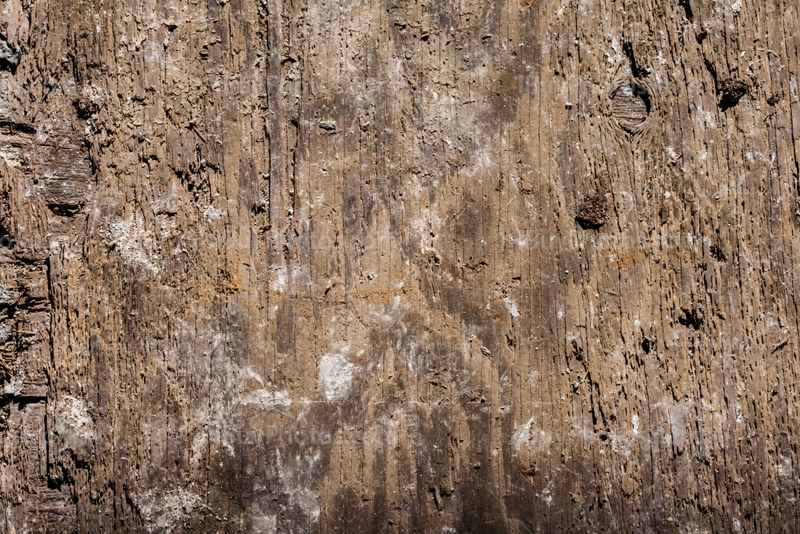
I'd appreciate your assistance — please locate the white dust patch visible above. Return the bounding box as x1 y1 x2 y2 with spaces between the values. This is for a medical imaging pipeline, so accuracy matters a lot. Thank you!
202 205 226 222
159 216 177 240
3 369 24 396
177 332 299 460
318 348 358 401
0 282 14 304
270 265 287 293
249 514 277 534
276 450 320 523
56 396 94 440
410 208 443 257
0 145 25 168
133 488 204 534
513 417 553 456
778 455 793 478
242 389 293 409
513 416 558 484
503 297 520 318
80 85 106 109
105 212 160 274
0 323 11 343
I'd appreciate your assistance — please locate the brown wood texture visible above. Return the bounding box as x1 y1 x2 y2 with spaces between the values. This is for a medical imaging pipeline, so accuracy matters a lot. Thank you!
2 0 800 531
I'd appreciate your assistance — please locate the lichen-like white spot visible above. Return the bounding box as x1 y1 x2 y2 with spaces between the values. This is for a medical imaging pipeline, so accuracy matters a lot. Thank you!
778 455 793 478
81 85 106 107
371 296 409 324
666 146 681 165
513 416 560 481
270 266 287 293
514 417 537 451
133 488 203 534
56 395 95 445
159 217 177 240
250 514 277 534
318 349 358 401
202 205 226 222
0 323 11 343
106 212 160 274
3 370 24 397
503 297 520 318
0 283 14 305
275 450 320 523
541 479 554 506
671 405 686 453
0 146 24 168
242 389 293 410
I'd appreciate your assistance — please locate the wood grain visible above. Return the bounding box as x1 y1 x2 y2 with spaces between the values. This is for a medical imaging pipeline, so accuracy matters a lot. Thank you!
1 0 799 531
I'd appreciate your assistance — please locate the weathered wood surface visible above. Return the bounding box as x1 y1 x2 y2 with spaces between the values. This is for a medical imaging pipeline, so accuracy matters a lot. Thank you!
1 0 800 531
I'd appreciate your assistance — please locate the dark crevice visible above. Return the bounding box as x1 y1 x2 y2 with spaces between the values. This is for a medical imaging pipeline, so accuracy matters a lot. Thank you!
0 119 35 135
679 308 704 330
0 41 21 73
703 59 718 89
47 203 83 217
679 0 694 21
710 244 726 262
73 97 99 119
632 83 652 113
703 60 749 111
622 39 649 78
718 78 749 111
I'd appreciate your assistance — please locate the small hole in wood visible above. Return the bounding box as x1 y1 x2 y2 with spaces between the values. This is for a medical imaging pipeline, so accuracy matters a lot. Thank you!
718 78 749 111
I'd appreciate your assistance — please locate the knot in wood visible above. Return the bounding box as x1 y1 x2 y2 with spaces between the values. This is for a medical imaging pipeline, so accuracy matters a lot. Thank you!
610 82 651 132
576 192 609 229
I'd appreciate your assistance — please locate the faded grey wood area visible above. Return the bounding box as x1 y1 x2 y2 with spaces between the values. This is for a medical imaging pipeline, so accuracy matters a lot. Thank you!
1 0 800 532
